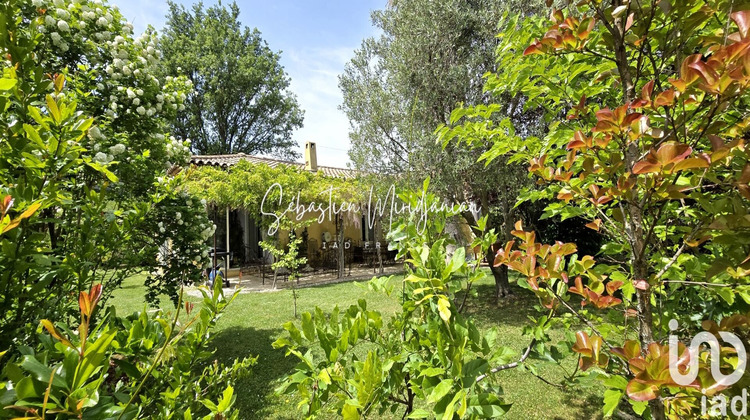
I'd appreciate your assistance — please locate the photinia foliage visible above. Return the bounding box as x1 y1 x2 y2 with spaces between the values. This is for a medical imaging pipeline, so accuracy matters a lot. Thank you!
274 186 535 419
0 280 253 419
440 1 750 419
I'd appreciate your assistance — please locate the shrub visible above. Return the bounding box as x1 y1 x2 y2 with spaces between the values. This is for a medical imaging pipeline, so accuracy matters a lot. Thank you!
0 280 254 419
0 0 212 347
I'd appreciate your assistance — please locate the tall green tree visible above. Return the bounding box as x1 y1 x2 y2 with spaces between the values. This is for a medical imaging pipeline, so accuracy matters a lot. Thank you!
339 0 548 298
161 1 303 158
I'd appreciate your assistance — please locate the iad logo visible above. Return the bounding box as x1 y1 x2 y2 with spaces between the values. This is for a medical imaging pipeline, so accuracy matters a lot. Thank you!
668 319 747 416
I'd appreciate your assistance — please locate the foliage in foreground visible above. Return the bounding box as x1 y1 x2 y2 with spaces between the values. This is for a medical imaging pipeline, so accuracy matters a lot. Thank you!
0 279 253 419
273 187 578 418
440 1 750 418
0 0 214 349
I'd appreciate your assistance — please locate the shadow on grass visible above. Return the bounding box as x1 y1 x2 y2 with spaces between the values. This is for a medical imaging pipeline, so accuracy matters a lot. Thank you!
209 326 297 419
461 282 543 328
552 389 604 420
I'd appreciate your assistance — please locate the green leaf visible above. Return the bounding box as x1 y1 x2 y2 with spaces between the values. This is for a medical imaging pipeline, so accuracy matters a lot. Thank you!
318 369 332 385
428 379 453 403
449 246 465 274
46 95 60 123
301 312 315 341
216 385 234 412
466 393 512 418
630 399 649 416
442 389 465 420
603 389 623 418
716 288 735 305
23 124 45 148
14 376 41 400
462 359 489 382
201 399 218 412
437 297 451 323
406 408 430 418
284 322 303 345
74 329 116 389
421 367 445 377
602 375 628 390
342 402 359 420
0 78 17 90
19 355 65 388
86 161 119 182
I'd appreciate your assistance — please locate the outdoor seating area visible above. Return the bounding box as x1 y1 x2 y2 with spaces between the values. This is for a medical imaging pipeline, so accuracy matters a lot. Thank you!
211 264 404 294
251 242 400 287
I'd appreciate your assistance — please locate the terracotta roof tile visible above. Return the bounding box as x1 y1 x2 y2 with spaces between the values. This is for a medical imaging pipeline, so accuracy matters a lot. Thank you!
190 153 356 179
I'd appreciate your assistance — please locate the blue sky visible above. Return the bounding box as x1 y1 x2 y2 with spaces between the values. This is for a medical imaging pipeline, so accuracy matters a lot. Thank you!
112 0 385 168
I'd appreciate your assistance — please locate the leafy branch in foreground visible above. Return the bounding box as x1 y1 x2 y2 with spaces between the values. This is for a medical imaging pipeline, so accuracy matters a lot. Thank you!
273 186 577 419
0 279 254 419
441 2 750 418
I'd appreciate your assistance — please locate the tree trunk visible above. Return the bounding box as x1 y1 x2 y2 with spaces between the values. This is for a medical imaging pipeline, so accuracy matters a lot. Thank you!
292 285 298 318
488 246 512 301
609 7 665 416
336 215 345 278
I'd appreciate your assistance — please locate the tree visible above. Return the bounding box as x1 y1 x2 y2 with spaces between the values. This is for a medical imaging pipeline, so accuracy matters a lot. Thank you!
445 2 750 418
161 1 304 158
340 0 556 299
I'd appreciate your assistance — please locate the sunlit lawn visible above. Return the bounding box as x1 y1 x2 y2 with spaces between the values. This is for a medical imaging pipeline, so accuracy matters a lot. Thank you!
109 271 604 419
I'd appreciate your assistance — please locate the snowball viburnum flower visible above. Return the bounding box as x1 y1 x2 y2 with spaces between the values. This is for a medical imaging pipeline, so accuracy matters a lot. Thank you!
57 20 69 32
94 152 108 163
109 144 126 155
88 126 104 140
136 106 145 115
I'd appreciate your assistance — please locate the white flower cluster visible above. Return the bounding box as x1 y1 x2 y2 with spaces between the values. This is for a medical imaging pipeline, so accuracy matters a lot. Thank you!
200 223 217 241
37 0 194 170
93 151 113 164
166 136 191 164
40 0 120 50
39 0 191 123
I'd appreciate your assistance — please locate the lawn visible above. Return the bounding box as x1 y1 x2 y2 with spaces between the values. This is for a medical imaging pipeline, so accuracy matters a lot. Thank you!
109 272 604 419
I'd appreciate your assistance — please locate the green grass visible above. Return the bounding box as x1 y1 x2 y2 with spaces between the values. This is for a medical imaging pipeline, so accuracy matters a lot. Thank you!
109 272 604 419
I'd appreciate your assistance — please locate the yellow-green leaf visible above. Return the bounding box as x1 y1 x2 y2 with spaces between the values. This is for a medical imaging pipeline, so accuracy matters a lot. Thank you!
437 297 451 323
0 78 17 90
46 95 61 123
342 403 359 420
2 202 42 233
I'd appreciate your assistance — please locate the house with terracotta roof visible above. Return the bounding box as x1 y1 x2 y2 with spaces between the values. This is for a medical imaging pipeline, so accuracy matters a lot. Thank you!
190 142 387 276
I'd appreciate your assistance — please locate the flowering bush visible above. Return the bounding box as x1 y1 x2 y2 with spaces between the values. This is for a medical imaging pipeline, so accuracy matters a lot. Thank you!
145 174 217 303
0 0 211 347
27 0 193 183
